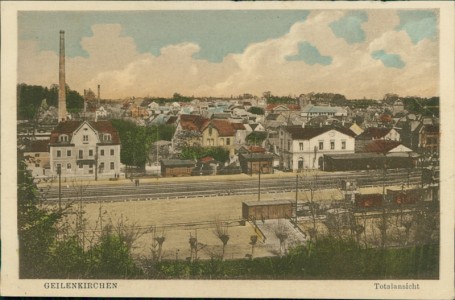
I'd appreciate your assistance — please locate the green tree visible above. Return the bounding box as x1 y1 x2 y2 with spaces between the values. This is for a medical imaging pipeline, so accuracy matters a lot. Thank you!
246 132 267 145
111 119 154 169
180 146 229 163
247 106 265 115
17 157 62 278
88 225 142 278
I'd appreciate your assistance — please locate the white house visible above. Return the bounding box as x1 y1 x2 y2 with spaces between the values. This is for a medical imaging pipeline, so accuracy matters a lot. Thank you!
278 125 356 170
301 104 347 120
48 120 121 179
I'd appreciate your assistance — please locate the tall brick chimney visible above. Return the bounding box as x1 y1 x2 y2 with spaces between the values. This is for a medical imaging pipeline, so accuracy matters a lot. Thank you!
97 84 100 109
58 30 67 122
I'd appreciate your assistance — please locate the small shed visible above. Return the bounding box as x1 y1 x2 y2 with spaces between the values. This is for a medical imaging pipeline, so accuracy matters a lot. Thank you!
239 152 274 175
160 159 195 177
242 199 294 221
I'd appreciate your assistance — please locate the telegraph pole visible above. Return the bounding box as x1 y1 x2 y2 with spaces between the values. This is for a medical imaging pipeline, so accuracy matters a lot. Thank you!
258 167 261 201
295 175 299 224
57 165 62 211
95 145 98 181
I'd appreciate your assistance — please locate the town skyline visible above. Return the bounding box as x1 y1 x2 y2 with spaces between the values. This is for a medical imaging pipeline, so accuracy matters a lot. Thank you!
18 9 439 100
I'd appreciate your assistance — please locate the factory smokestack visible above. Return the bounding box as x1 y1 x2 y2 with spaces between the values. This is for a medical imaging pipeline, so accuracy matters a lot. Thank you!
58 30 67 122
97 84 100 109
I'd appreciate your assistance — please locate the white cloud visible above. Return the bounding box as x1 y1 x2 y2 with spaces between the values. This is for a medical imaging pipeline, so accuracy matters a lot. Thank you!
18 11 439 100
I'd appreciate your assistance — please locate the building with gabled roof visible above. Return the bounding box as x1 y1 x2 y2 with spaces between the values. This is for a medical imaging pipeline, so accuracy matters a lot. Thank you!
174 114 244 155
278 125 356 170
23 139 51 178
48 120 121 179
359 140 413 154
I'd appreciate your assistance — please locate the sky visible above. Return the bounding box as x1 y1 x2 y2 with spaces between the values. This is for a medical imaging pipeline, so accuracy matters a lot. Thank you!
17 9 439 100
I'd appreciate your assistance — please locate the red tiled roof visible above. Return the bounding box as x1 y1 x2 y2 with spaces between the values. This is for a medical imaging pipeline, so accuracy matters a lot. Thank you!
203 119 235 137
180 114 240 136
179 114 209 131
248 146 266 153
90 121 121 144
284 126 356 140
362 140 402 154
232 123 246 130
49 120 120 144
199 156 216 163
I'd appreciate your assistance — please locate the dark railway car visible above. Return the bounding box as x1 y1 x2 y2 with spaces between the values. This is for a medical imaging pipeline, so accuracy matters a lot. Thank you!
355 193 383 208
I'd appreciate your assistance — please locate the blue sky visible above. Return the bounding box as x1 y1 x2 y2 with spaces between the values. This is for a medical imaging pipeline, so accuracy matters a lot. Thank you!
19 10 310 62
18 9 439 99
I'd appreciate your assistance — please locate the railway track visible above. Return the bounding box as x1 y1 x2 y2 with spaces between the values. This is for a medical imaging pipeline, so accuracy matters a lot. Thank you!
42 169 423 203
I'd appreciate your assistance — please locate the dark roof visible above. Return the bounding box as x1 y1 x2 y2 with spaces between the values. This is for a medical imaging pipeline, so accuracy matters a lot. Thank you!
49 120 120 144
283 126 356 140
161 159 195 167
265 113 281 121
356 127 393 140
239 152 274 161
361 140 403 154
422 124 439 133
166 116 178 125
26 139 50 152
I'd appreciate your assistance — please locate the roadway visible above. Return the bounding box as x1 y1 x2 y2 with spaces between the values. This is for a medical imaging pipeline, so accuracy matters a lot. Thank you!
42 169 422 203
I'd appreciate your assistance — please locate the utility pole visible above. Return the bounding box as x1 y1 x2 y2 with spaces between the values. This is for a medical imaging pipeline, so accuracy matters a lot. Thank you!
295 175 299 224
57 165 62 211
258 167 261 201
95 145 98 181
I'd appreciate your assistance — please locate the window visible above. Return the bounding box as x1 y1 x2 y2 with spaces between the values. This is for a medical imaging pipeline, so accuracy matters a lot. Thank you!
330 141 335 150
299 142 304 151
56 163 61 172
57 150 61 157
226 138 230 145
89 163 93 169
59 135 68 142
67 150 71 157
89 149 93 157
104 134 111 141
35 153 40 157
79 150 83 159
83 135 89 142
35 163 40 168
100 162 104 170
89 169 93 174
319 141 324 150
67 163 71 169
110 149 114 156
110 162 115 170
100 149 105 156
220 138 224 146
288 141 291 150
341 141 346 150
78 162 83 168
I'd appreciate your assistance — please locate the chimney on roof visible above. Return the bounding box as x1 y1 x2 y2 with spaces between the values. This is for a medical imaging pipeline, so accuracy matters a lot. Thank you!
83 89 87 113
302 122 305 128
58 30 67 122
